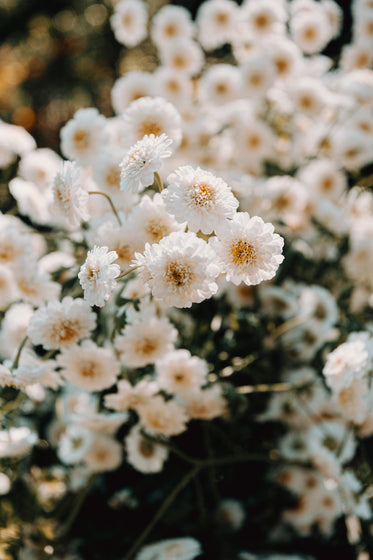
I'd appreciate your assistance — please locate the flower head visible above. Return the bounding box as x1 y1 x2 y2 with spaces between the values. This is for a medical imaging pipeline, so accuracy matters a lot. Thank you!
52 161 89 227
120 133 172 193
78 246 120 307
134 231 220 308
27 296 97 350
209 213 284 286
163 166 238 234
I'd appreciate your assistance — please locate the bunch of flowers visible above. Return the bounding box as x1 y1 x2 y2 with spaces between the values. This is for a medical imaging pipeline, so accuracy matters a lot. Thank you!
1 0 373 558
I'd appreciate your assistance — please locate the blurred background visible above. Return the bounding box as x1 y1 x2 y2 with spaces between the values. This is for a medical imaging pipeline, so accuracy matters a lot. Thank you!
0 0 350 153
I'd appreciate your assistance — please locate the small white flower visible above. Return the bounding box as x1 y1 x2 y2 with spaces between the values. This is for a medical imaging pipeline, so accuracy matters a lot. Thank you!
210 213 284 286
122 96 182 148
163 166 238 234
137 395 188 437
110 0 148 48
155 349 208 395
52 161 89 227
78 246 120 307
125 423 169 474
120 133 173 193
57 340 121 392
115 316 177 368
27 296 96 350
84 433 123 472
323 338 370 393
60 107 107 165
134 231 220 308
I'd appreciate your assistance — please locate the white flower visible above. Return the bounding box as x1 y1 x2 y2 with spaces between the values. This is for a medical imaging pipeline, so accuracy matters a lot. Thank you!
52 161 89 227
209 213 284 286
196 0 239 51
134 231 220 308
115 316 177 368
111 71 154 115
125 423 169 474
137 395 188 437
155 349 208 395
0 427 38 459
27 296 96 350
19 148 61 191
182 385 227 420
60 107 107 165
84 433 123 472
200 64 242 105
78 246 120 307
0 303 33 359
121 96 182 148
110 0 148 48
323 338 370 393
127 193 185 247
105 379 158 412
58 424 94 465
57 340 121 391
163 166 238 234
159 38 204 77
151 5 195 49
120 134 173 193
290 6 333 55
136 537 201 560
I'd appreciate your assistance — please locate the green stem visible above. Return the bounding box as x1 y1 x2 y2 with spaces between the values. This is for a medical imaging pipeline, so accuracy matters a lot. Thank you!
88 191 122 226
116 265 139 280
122 466 200 560
12 335 29 369
153 172 163 193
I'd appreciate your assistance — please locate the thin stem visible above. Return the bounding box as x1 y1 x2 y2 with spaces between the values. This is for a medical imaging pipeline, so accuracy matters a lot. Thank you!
142 433 284 467
116 265 139 280
55 475 96 540
237 381 312 394
122 466 200 560
0 391 26 416
12 335 29 369
153 171 163 193
269 315 308 341
88 191 122 226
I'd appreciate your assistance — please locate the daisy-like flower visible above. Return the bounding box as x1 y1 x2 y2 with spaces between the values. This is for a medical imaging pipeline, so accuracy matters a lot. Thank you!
182 385 227 420
57 339 121 391
151 5 195 49
196 0 240 51
134 231 220 308
60 108 107 166
135 537 201 560
127 193 185 247
84 433 123 472
27 297 96 350
78 246 120 308
323 338 370 393
137 395 188 437
52 161 89 227
110 0 148 48
125 423 169 474
121 96 182 148
155 349 208 395
115 316 177 368
111 71 155 115
209 213 284 286
163 166 238 234
120 134 173 193
104 379 158 412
